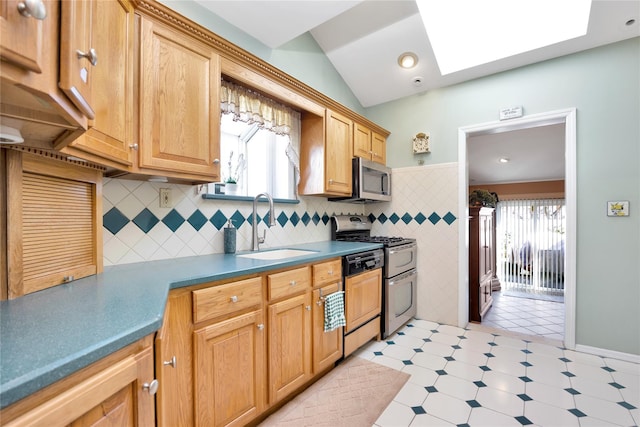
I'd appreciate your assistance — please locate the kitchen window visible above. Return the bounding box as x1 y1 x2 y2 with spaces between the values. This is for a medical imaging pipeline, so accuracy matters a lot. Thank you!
208 79 301 201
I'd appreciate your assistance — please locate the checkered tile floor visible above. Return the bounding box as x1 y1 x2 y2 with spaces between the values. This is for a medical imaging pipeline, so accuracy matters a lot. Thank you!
354 319 639 426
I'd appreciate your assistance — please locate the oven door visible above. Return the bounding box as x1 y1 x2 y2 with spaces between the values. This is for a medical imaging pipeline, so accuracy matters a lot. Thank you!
385 243 417 278
385 268 417 338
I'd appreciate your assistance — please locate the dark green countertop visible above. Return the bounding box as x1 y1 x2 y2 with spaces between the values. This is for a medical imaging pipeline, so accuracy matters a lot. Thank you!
0 241 381 409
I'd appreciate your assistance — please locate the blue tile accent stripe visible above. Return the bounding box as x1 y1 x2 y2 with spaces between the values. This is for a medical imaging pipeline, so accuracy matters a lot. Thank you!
104 208 458 234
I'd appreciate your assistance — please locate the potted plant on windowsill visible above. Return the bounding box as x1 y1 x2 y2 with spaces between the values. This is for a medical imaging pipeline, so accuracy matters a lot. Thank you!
224 151 245 195
469 189 498 208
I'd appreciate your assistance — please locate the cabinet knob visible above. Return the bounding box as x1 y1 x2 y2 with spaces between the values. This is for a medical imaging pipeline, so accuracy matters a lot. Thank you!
257 323 264 330
327 270 333 276
17 0 46 20
306 305 311 311
163 356 176 368
328 179 334 184
213 158 220 164
289 280 296 286
76 48 98 66
142 379 159 395
129 143 139 150
230 295 238 303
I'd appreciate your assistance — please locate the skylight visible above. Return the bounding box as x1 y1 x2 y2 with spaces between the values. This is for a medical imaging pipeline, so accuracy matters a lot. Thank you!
417 0 592 75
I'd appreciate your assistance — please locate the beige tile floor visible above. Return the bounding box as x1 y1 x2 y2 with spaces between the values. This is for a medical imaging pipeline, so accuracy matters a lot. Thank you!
482 291 565 341
355 319 639 427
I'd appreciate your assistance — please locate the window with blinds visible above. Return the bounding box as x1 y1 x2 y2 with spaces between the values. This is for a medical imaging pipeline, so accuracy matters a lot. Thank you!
496 198 565 296
6 149 103 299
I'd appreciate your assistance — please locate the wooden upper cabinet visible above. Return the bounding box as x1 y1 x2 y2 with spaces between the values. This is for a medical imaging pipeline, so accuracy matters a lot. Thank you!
60 0 135 167
325 110 353 195
354 122 386 165
0 0 45 73
138 16 221 179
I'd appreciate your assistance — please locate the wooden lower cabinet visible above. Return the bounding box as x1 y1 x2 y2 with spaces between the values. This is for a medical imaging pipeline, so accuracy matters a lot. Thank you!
312 282 343 373
268 291 312 404
155 262 346 427
344 268 382 333
194 310 266 427
1 336 155 427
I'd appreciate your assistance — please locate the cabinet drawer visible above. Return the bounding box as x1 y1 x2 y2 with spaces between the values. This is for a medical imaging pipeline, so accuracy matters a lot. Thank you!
268 267 311 300
192 277 263 323
312 259 341 286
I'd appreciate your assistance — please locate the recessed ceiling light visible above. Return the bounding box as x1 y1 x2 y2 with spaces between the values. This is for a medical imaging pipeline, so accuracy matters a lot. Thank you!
417 0 592 75
499 157 510 163
398 52 418 69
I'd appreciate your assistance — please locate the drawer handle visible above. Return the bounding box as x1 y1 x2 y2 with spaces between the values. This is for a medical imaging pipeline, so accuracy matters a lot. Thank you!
143 379 159 395
289 280 296 286
76 48 98 66
230 295 238 303
257 323 264 330
163 356 177 368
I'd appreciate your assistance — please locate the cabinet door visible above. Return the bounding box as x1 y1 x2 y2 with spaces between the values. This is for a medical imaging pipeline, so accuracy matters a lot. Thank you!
268 292 312 403
345 268 382 332
312 282 343 373
155 292 195 427
194 310 266 427
353 122 372 160
139 17 221 178
0 0 45 72
325 109 352 195
61 0 135 166
371 131 386 164
4 348 155 427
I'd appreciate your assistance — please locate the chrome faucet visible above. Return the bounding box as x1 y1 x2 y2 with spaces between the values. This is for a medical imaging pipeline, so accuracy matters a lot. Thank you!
251 192 276 251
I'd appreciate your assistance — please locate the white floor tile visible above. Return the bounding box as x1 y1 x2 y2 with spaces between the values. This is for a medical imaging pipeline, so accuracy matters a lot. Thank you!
525 380 576 409
402 364 439 387
569 375 625 402
443 360 485 382
421 341 455 358
574 394 637 426
524 400 580 426
486 357 527 377
409 413 455 426
393 381 429 407
433 374 479 401
374 401 416 427
481 370 526 395
476 387 524 417
422 392 472 425
411 351 448 371
452 347 490 366
467 407 522 427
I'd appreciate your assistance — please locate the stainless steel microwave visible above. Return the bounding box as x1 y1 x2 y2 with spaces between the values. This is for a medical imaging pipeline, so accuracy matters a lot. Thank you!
330 158 391 203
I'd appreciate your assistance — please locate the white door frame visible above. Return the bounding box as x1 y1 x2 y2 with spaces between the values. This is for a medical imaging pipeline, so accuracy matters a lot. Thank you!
457 108 577 349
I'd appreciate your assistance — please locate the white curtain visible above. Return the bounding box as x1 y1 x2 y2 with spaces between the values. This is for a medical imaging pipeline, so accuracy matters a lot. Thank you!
220 79 301 194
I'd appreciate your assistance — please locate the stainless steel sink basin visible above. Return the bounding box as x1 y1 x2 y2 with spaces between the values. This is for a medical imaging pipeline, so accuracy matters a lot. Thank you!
236 249 318 260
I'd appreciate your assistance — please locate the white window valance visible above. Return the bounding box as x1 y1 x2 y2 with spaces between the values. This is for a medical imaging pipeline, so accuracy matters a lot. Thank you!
220 79 301 196
220 79 298 136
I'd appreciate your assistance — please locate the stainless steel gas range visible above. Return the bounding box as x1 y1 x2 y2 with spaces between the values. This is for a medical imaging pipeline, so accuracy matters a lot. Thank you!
331 215 418 339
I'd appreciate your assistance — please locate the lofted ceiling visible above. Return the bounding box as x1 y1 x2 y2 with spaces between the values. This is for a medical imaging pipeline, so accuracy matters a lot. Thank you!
190 0 638 185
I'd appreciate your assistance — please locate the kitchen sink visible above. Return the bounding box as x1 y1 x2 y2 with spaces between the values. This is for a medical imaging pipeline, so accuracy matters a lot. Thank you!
236 249 318 260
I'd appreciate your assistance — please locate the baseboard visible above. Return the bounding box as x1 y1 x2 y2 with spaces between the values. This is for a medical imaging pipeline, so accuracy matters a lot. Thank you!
574 344 640 364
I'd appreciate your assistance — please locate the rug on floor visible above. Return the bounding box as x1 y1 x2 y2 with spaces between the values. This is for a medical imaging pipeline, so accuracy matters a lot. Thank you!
258 356 410 427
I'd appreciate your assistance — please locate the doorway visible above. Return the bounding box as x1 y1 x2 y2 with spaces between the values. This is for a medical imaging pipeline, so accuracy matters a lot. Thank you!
457 108 577 349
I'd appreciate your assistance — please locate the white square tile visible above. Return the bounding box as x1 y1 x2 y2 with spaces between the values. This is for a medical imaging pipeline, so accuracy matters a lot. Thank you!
481 370 526 395
393 381 429 407
401 364 439 387
569 375 625 402
421 341 455 358
409 413 455 426
381 343 417 361
443 360 485 382
412 352 448 371
525 380 576 409
486 357 527 377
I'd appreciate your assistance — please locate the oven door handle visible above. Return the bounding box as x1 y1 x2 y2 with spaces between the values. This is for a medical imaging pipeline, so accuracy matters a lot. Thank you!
388 243 416 255
388 269 417 286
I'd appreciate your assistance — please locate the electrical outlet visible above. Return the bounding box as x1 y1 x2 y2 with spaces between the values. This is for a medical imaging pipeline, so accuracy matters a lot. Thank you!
159 188 171 208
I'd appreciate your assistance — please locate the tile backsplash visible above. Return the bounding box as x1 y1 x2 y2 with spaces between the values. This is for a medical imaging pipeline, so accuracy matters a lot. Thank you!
103 162 459 325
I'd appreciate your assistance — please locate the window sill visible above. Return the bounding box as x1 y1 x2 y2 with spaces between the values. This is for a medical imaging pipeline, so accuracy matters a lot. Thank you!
202 194 300 204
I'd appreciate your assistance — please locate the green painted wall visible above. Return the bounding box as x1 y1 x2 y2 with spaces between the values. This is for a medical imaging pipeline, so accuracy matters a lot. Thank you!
365 38 640 355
